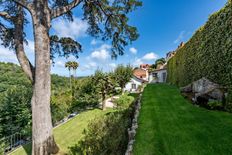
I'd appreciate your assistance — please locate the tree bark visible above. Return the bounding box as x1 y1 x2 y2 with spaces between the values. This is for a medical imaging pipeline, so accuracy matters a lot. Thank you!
30 1 59 154
102 94 106 110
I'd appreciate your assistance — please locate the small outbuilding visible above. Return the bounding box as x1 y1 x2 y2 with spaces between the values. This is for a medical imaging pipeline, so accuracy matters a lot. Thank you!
149 68 167 83
124 76 147 92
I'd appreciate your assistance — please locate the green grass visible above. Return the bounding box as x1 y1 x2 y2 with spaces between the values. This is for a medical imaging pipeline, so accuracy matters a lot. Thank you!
133 84 232 155
10 109 114 155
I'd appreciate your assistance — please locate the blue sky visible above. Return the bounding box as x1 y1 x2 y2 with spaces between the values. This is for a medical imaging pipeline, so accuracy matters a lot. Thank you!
0 0 228 77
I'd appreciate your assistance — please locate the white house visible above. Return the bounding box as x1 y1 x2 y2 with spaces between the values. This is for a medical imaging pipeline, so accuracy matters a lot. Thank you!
124 76 146 92
149 69 167 83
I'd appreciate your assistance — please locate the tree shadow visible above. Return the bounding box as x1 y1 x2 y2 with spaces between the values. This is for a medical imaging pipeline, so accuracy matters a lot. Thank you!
22 143 31 155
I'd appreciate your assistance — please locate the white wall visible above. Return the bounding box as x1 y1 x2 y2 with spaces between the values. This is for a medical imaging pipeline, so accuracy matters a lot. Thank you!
149 69 167 83
124 77 143 92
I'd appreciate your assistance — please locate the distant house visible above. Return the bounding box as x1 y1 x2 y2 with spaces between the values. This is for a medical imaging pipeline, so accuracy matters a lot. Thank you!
140 64 151 70
133 67 149 81
148 42 185 83
124 75 147 92
124 65 149 92
149 68 167 83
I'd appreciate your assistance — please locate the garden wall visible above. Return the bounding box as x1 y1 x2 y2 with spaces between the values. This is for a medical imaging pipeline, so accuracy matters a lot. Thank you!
167 0 232 88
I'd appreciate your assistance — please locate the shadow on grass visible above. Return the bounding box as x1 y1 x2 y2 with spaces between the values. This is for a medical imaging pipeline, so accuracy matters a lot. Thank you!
22 143 31 155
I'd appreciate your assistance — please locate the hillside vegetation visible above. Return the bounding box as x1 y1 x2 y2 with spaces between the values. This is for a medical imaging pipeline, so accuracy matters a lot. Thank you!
0 62 72 139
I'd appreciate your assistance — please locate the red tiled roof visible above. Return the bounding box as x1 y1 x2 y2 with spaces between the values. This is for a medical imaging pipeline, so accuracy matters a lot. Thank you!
133 68 147 79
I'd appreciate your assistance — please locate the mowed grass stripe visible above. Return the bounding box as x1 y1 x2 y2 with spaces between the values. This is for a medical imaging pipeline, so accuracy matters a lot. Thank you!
133 84 232 155
10 109 114 155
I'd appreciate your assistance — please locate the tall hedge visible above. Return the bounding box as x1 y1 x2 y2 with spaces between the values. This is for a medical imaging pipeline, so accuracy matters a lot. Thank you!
167 0 232 88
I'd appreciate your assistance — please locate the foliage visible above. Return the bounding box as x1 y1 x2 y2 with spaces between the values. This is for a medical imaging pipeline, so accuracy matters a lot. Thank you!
51 95 70 124
0 62 31 93
113 64 133 93
70 77 100 111
0 86 32 138
115 93 134 109
225 91 232 112
167 1 232 110
93 70 115 110
69 110 131 155
208 100 223 110
149 57 166 71
0 62 73 135
82 0 142 57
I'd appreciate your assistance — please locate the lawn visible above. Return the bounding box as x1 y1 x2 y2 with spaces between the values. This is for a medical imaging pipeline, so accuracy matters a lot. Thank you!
133 84 232 155
10 109 114 155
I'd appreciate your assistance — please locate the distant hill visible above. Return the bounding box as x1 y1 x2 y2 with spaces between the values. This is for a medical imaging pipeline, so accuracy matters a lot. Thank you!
0 62 84 94
0 62 31 93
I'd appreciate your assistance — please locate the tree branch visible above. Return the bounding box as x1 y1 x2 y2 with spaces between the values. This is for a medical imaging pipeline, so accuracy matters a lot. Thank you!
0 11 12 20
12 0 33 11
51 0 82 19
16 45 35 82
14 5 35 82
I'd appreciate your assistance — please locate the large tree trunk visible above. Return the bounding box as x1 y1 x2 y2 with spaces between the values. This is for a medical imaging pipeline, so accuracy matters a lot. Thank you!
31 2 59 155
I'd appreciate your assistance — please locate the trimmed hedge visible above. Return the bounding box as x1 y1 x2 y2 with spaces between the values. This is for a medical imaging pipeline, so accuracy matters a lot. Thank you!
167 1 232 109
168 1 232 88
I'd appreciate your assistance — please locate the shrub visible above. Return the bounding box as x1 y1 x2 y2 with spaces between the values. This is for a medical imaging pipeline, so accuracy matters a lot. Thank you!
115 93 134 109
225 90 232 112
69 110 131 155
208 100 223 110
0 86 32 138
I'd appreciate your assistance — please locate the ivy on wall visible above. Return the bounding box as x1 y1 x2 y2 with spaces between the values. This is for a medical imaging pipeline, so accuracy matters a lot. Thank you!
167 0 232 110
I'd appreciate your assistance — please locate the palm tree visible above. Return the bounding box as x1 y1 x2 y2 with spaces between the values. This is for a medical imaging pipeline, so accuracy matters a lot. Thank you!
71 61 79 78
65 61 73 89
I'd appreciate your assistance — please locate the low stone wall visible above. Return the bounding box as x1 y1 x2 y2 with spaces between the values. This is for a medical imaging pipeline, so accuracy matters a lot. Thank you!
125 93 142 155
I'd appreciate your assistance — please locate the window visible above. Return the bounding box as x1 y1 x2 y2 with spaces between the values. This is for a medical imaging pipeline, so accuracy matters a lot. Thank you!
132 84 136 89
162 72 167 82
152 73 158 77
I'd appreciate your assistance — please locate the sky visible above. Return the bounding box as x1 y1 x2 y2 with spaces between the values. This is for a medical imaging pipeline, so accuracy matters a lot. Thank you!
0 0 228 77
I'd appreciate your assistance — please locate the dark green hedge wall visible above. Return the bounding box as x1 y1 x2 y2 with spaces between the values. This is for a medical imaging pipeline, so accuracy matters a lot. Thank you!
167 0 232 88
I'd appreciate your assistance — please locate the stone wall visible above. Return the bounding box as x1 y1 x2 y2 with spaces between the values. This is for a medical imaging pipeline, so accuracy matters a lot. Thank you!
125 93 142 155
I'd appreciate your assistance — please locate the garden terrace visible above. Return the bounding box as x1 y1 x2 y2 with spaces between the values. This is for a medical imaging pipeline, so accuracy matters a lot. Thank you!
133 84 232 155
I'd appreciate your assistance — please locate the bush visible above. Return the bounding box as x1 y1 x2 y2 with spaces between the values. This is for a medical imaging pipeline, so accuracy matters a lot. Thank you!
115 93 134 109
70 78 100 112
208 100 223 110
69 110 131 155
0 86 32 138
225 90 232 112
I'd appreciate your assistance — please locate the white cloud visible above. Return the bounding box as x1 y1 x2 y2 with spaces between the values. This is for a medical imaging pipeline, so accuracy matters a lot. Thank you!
67 55 77 61
90 39 97 45
109 63 116 69
53 17 88 39
0 45 18 63
55 60 65 68
80 62 97 71
174 31 185 44
90 44 111 61
24 40 34 54
133 58 143 66
89 62 97 68
142 52 158 61
129 47 137 54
